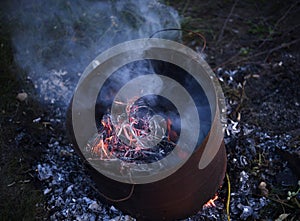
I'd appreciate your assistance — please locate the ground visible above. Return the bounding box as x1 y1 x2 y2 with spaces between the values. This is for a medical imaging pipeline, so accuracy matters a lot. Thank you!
0 0 299 220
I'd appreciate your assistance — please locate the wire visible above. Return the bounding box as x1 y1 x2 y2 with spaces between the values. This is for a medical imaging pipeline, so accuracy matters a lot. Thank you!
91 183 135 203
226 172 231 221
149 28 207 53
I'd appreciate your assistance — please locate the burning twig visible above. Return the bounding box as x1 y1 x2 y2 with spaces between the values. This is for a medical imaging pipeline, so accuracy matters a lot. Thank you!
203 195 219 208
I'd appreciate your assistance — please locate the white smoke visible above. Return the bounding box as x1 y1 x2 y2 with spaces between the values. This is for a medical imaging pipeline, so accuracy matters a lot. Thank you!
3 0 180 107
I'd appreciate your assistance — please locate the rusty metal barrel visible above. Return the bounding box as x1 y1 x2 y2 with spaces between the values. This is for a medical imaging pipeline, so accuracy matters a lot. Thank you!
67 38 226 220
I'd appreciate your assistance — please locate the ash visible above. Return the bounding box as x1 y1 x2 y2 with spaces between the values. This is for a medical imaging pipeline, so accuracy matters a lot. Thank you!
33 107 130 220
186 64 299 220
37 139 132 220
35 63 299 220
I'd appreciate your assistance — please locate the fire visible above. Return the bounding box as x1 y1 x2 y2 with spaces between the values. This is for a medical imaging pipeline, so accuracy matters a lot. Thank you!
87 98 178 163
203 195 218 208
90 135 111 158
167 118 178 142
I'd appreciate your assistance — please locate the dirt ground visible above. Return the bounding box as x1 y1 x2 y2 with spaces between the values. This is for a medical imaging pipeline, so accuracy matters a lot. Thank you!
169 0 300 220
1 0 299 220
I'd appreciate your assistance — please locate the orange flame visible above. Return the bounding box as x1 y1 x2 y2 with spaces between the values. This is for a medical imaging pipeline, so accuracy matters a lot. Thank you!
203 195 218 208
91 98 180 161
167 119 178 142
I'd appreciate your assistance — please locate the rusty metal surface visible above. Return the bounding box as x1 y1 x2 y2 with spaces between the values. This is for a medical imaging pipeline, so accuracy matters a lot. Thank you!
67 105 227 220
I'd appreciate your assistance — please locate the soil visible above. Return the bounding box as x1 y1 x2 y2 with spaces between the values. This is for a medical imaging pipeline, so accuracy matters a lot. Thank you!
168 0 300 220
1 0 299 220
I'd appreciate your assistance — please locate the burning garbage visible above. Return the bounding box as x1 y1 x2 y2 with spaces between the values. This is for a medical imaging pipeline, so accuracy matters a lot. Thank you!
86 97 177 164
67 38 227 220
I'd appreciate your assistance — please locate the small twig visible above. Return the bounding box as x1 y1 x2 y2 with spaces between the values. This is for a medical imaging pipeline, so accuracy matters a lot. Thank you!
213 53 240 71
260 194 296 209
226 173 231 221
213 38 300 70
7 181 16 187
20 168 34 174
181 0 190 15
276 194 287 213
216 0 239 45
259 1 299 48
264 38 300 62
269 197 295 209
18 179 31 184
293 198 300 208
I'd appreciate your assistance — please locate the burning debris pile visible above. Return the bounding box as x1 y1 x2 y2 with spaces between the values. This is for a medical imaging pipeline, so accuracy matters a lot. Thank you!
86 98 177 164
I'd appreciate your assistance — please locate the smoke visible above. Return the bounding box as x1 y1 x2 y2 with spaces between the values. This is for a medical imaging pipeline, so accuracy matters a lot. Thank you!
3 0 180 106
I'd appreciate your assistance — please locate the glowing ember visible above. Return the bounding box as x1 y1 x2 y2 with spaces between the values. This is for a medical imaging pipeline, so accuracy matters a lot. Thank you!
85 97 178 163
203 195 218 208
